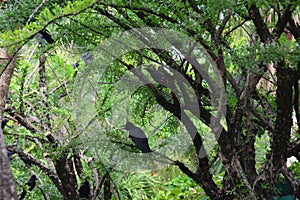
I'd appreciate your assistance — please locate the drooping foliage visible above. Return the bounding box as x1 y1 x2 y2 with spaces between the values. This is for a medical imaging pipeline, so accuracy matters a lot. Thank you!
0 0 300 199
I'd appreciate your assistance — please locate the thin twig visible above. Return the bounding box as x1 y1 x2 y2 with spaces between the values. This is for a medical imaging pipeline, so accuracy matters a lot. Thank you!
26 0 48 25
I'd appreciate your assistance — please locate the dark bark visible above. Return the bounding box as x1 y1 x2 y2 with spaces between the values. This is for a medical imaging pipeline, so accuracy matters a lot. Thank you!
288 18 300 40
0 52 18 199
274 4 293 38
38 54 51 131
247 3 273 43
73 152 83 175
272 67 294 165
240 111 257 185
254 66 295 198
293 78 300 131
55 155 79 200
104 174 112 200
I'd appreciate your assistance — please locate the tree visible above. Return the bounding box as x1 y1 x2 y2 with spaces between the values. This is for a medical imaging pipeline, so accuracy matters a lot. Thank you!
0 0 300 199
0 48 18 200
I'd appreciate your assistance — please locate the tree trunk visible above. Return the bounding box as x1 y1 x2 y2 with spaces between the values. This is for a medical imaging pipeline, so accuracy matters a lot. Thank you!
0 51 18 199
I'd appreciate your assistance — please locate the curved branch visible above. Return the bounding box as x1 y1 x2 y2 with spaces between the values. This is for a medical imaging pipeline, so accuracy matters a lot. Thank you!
8 147 64 196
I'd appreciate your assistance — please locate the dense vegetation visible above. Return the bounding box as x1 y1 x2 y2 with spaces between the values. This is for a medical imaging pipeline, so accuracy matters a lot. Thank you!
0 0 300 199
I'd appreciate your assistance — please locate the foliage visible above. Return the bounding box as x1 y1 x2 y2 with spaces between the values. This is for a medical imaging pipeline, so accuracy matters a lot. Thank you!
0 0 300 199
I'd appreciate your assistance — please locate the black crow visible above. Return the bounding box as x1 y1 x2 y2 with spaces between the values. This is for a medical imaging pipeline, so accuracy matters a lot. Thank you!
1 119 9 129
124 122 152 153
78 181 90 199
38 29 54 44
72 62 79 68
20 175 37 199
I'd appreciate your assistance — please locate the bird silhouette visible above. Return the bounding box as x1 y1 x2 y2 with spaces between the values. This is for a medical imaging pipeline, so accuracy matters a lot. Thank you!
124 122 152 153
1 119 9 129
78 180 90 199
20 175 37 199
38 29 54 44
72 62 79 68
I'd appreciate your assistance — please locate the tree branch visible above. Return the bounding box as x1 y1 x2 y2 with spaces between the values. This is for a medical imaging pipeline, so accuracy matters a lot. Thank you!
273 3 293 38
247 3 273 43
